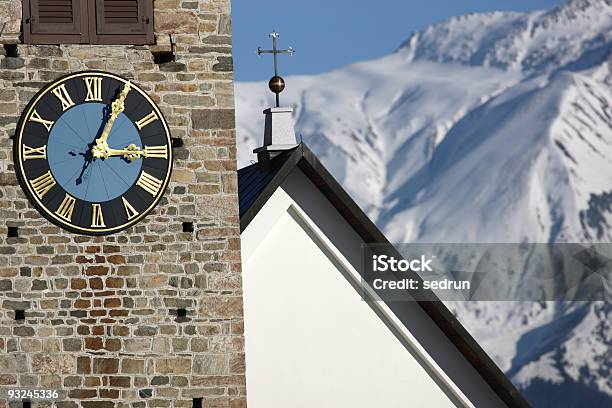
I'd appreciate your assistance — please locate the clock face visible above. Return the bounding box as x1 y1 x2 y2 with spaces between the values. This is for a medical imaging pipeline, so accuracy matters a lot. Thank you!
14 71 173 235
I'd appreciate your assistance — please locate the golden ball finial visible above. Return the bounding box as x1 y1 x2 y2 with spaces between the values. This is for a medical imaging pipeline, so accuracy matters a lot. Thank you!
268 75 285 94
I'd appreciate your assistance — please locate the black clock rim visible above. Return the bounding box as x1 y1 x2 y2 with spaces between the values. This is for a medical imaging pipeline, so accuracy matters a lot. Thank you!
13 70 174 236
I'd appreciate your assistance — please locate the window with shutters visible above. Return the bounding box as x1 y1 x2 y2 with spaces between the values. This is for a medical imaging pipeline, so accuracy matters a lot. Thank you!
24 0 88 44
23 0 154 45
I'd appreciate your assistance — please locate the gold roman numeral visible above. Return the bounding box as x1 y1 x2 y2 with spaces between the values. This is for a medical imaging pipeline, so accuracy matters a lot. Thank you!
136 171 163 196
55 194 76 222
51 84 75 111
91 203 105 228
135 111 158 130
29 171 56 199
22 145 47 160
84 77 103 102
121 197 139 220
144 145 168 159
29 109 55 131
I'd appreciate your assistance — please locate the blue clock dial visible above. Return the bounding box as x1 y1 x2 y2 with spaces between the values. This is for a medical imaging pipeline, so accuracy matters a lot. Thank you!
14 71 173 236
47 103 142 203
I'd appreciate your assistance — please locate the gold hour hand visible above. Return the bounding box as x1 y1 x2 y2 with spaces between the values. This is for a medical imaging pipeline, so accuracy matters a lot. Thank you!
92 144 167 162
104 144 144 162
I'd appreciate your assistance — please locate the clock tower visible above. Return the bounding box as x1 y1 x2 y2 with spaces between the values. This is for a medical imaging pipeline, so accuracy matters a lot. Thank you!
0 1 245 407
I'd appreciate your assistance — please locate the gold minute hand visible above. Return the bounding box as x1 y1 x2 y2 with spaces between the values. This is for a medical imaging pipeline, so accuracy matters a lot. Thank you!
98 81 132 144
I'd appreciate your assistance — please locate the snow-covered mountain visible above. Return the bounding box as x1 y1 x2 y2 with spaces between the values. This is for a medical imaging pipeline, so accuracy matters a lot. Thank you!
235 0 612 405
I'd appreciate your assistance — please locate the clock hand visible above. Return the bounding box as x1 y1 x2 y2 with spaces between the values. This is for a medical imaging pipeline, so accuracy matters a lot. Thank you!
91 81 132 156
106 144 145 162
93 144 145 162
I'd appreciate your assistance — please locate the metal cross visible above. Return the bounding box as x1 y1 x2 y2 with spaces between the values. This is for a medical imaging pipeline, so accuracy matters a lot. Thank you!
257 31 294 77
257 31 294 106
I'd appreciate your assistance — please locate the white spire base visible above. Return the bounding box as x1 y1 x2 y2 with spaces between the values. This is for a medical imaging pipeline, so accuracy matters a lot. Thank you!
253 107 299 159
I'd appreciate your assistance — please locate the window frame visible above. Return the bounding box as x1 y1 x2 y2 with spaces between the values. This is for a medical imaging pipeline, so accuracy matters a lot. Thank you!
23 0 89 44
23 0 154 45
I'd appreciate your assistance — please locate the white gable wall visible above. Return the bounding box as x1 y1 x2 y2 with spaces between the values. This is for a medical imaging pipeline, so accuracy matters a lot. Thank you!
243 205 455 407
241 168 508 407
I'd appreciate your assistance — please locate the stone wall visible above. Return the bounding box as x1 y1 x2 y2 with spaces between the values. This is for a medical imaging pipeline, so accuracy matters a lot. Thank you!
0 1 245 407
0 0 20 44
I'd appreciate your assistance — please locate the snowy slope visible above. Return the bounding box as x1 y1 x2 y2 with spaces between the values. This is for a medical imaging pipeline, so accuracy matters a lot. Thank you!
235 0 612 405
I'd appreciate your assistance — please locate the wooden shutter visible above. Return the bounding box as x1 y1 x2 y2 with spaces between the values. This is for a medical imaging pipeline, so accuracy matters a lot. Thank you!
24 0 89 44
93 0 153 44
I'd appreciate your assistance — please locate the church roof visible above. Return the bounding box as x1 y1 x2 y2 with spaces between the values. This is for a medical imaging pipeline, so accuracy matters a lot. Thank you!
237 152 290 223
237 143 530 408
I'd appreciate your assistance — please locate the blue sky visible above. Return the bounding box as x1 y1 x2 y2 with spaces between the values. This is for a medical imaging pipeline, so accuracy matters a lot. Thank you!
232 0 564 81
